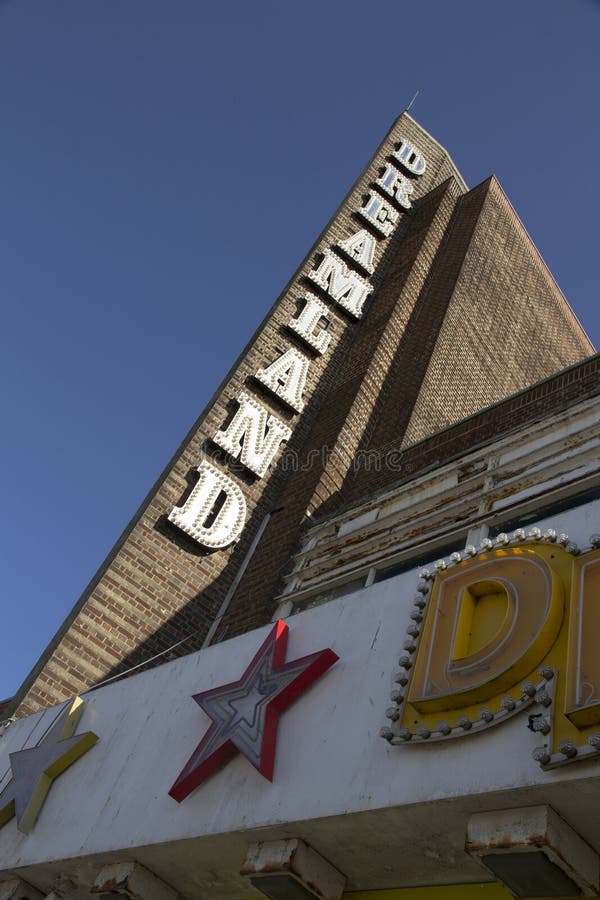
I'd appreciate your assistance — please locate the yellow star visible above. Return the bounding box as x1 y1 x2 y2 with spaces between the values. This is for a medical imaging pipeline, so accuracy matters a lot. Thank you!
0 696 98 834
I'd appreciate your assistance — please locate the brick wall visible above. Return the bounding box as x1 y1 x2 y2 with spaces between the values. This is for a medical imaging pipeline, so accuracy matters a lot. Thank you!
344 353 600 505
8 114 466 717
220 183 593 640
400 177 591 447
8 114 594 717
218 178 466 637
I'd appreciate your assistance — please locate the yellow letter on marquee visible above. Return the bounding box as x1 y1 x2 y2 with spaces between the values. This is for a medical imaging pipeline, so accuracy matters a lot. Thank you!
392 540 600 762
408 549 565 713
566 548 600 727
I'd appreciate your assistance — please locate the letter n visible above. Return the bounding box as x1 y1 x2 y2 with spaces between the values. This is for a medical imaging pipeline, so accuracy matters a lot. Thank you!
213 392 292 478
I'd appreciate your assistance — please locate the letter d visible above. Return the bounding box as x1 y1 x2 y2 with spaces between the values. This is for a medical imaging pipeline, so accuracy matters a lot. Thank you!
168 460 246 549
408 548 564 713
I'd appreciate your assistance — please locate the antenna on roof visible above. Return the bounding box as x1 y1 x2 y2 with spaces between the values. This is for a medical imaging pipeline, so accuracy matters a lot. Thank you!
406 90 420 114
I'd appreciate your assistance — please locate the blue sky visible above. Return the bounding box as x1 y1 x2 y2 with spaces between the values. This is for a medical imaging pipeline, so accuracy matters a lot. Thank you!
2 0 599 699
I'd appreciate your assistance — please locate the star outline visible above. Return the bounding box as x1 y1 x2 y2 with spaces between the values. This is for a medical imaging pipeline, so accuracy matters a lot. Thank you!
0 696 98 834
168 621 338 801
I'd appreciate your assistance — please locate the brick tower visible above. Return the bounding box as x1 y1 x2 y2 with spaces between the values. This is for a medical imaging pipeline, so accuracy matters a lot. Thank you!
7 113 593 719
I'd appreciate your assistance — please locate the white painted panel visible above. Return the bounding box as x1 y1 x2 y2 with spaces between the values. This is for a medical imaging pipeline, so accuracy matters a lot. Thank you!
0 498 599 871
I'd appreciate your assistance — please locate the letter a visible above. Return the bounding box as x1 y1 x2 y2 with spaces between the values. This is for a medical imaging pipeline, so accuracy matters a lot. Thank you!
337 229 376 274
255 348 310 412
168 460 246 548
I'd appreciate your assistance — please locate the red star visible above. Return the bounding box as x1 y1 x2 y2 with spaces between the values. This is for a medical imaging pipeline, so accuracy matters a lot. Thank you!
169 621 338 802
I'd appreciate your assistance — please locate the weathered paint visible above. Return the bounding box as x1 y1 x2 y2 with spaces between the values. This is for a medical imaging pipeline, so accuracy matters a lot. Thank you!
240 886 541 900
91 861 178 900
277 399 600 605
343 888 512 900
0 503 599 897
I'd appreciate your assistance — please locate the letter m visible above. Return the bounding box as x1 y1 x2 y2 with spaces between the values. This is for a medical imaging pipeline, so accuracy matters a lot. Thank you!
308 251 372 319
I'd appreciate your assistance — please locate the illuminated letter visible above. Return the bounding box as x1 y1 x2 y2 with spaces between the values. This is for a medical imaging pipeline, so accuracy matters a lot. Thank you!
376 164 414 210
308 251 372 319
566 549 600 727
287 293 333 355
168 460 246 548
358 192 400 236
337 229 376 274
255 347 310 412
408 549 564 712
213 391 292 478
392 137 426 176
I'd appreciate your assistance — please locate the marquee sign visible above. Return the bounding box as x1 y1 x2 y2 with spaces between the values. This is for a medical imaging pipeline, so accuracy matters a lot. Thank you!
169 620 338 800
168 138 428 549
380 528 600 769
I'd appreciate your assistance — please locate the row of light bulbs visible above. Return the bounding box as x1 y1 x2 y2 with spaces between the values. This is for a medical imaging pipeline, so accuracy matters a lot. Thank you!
380 525 600 752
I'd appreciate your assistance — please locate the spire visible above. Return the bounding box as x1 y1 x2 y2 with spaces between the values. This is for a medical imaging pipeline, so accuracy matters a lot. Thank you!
405 89 420 114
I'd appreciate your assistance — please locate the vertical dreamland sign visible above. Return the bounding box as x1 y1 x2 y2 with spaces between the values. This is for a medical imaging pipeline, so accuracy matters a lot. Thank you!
167 139 427 550
381 530 600 768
